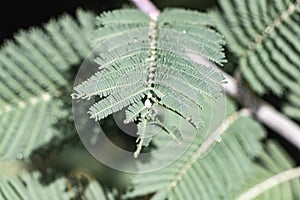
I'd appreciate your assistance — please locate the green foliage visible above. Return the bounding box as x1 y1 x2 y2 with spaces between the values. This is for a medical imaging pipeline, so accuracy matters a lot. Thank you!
126 101 300 199
211 0 300 119
0 171 114 200
84 180 117 200
0 172 71 200
283 82 300 119
0 9 94 161
72 8 227 155
235 143 300 200
0 99 64 160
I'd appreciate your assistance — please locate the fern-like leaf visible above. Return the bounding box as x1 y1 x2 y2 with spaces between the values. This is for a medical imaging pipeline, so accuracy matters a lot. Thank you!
0 171 114 200
126 100 300 199
0 9 94 161
0 172 71 199
88 85 148 121
283 80 300 120
212 0 300 94
84 180 117 200
73 8 226 156
212 0 300 119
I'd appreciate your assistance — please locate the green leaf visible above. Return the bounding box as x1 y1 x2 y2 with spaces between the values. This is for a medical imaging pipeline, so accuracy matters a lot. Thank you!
0 172 71 200
0 9 95 161
84 180 116 200
126 103 300 199
73 8 227 154
0 171 115 200
212 0 300 119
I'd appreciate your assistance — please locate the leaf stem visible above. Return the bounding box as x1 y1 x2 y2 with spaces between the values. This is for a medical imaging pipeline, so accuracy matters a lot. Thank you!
167 109 250 189
236 167 300 200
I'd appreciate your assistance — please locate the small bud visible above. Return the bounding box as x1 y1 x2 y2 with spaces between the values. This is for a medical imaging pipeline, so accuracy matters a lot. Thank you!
145 99 152 108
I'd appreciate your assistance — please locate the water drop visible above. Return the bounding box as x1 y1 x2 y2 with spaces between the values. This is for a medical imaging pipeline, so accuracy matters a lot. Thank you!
133 37 138 43
182 30 187 34
264 26 272 33
16 153 24 160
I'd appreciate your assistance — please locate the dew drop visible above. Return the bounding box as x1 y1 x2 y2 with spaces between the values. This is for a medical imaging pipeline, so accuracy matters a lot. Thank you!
182 30 187 34
264 26 272 33
16 153 24 160
133 37 138 43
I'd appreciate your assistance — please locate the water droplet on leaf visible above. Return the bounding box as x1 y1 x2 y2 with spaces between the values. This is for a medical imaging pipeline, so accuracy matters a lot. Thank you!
16 153 23 160
264 26 272 33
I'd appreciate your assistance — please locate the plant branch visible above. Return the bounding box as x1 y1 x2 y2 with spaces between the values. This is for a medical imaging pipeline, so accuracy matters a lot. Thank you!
129 0 300 150
222 68 300 149
129 0 160 20
236 167 300 200
191 53 300 150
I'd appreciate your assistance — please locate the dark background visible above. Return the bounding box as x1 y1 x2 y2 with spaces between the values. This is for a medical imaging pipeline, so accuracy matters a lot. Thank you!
0 0 217 44
0 0 121 43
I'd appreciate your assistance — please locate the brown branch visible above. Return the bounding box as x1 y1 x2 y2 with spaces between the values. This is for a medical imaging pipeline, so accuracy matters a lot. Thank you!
129 0 300 150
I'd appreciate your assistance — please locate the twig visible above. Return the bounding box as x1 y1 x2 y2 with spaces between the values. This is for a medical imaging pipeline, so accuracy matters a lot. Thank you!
129 0 300 150
236 166 300 200
130 0 160 20
190 53 300 150
222 68 300 149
